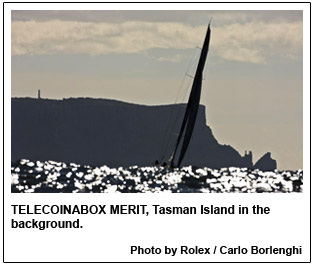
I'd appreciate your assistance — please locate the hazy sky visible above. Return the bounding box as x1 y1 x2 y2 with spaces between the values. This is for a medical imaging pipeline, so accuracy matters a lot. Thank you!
11 10 303 170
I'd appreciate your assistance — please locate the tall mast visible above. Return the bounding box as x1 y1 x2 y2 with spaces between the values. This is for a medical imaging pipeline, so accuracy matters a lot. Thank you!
170 23 211 167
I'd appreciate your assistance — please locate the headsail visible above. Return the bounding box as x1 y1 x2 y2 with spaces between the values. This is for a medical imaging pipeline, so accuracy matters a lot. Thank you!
170 23 211 167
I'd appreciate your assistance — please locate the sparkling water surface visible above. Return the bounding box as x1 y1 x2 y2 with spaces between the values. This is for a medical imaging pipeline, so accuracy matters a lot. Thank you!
11 159 303 193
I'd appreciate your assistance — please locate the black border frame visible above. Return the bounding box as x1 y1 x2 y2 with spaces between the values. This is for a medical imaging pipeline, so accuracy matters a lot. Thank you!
3 2 311 263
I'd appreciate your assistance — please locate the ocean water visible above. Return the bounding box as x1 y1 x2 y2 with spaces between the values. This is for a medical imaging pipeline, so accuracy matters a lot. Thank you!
11 159 303 193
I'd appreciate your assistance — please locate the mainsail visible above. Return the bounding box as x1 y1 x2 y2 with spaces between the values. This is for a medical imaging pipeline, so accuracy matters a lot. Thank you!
170 23 211 167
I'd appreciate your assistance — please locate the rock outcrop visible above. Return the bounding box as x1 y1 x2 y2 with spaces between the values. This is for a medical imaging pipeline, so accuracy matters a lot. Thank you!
253 152 277 171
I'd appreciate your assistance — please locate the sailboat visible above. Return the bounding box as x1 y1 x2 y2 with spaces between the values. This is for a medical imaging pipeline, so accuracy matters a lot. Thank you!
168 22 211 168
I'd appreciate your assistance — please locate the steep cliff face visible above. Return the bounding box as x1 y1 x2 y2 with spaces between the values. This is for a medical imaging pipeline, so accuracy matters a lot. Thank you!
12 98 254 168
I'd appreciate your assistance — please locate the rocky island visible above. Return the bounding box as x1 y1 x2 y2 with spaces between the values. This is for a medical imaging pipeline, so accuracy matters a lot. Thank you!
11 97 276 170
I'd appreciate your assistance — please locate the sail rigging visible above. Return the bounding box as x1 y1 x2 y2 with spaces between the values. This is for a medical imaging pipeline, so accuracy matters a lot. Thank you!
170 23 211 167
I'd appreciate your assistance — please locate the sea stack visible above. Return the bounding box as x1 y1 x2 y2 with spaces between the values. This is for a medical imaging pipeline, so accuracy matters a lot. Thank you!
253 152 277 171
